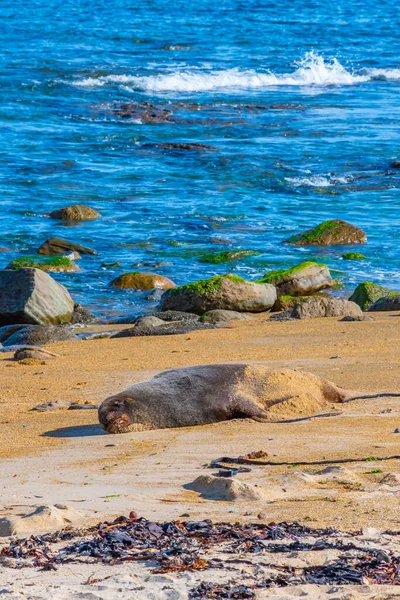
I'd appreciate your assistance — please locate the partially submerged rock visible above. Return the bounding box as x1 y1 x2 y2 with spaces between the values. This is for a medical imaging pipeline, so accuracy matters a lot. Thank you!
0 268 74 326
144 142 216 151
257 261 334 296
199 250 258 264
200 309 255 324
2 325 78 347
159 274 276 314
110 272 176 291
7 255 79 273
349 282 400 310
112 102 174 123
287 297 363 320
186 475 268 501
38 237 96 256
342 252 366 260
285 220 366 246
0 504 83 537
49 204 101 221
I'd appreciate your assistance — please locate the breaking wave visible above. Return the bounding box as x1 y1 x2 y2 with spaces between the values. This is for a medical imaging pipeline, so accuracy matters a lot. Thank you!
70 53 400 92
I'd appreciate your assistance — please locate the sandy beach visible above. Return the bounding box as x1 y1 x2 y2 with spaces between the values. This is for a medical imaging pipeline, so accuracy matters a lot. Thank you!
0 312 399 598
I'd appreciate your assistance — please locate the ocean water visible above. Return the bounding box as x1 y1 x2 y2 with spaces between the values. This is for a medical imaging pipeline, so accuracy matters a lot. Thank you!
1 0 400 318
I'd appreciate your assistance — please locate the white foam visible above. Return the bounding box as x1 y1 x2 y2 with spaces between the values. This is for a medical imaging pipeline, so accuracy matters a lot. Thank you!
285 173 353 188
69 53 400 93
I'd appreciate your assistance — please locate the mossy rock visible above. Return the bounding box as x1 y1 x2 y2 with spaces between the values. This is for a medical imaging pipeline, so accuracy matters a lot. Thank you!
349 282 400 311
49 204 101 221
159 274 276 314
273 295 298 311
199 250 259 264
257 261 334 296
7 256 79 273
342 252 366 260
110 272 176 291
285 220 367 246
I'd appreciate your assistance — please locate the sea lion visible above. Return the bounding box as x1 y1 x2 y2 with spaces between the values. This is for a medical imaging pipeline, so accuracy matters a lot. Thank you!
98 363 361 434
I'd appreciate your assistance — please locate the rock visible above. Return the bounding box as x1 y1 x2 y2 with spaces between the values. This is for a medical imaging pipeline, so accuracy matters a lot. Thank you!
185 475 268 501
7 255 79 273
0 324 27 343
14 347 58 361
289 297 363 319
389 160 400 169
38 237 96 256
32 400 70 411
394 428 400 433
154 310 200 323
199 250 259 264
257 261 334 296
0 504 83 537
111 321 214 339
0 268 74 326
340 315 375 321
159 274 277 315
285 219 367 246
2 325 78 346
70 303 98 324
349 282 400 311
110 272 176 291
112 102 174 123
368 296 400 311
144 142 215 151
342 252 366 260
49 204 101 221
272 295 298 312
200 309 255 324
132 316 165 329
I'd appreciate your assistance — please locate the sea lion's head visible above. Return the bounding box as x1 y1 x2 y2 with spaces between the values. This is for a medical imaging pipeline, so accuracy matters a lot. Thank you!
98 393 134 434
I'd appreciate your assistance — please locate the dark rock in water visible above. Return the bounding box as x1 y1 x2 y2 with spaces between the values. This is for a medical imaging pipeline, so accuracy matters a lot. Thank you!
276 297 363 320
143 142 216 151
368 296 400 311
389 160 400 169
200 309 255 324
49 204 101 221
3 325 78 346
0 324 26 343
38 238 96 256
110 272 176 291
257 261 334 296
112 102 174 124
159 274 276 315
154 310 200 323
111 321 215 339
0 268 74 326
284 219 366 246
349 282 400 310
70 303 98 324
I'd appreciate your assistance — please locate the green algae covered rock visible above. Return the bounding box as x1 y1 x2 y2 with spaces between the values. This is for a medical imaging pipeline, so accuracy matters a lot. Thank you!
8 255 79 273
285 220 366 246
159 274 276 315
342 252 366 260
110 272 176 291
49 204 101 221
257 261 334 296
199 250 259 264
349 282 400 311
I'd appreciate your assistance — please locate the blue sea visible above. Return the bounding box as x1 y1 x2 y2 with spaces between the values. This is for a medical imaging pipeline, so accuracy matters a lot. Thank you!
1 0 400 318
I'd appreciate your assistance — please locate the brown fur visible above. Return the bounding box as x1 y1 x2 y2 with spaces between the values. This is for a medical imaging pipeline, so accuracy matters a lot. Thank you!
98 363 355 434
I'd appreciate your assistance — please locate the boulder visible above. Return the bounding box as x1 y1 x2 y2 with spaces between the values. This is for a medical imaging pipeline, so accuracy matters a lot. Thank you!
200 309 255 324
368 296 400 312
257 261 334 296
0 324 26 343
110 272 176 291
0 504 83 537
38 237 96 256
185 475 273 502
134 316 166 329
154 310 200 323
285 219 366 246
49 204 101 221
290 297 363 319
2 325 78 346
349 282 400 311
159 274 277 314
0 268 74 326
7 255 79 273
70 303 98 324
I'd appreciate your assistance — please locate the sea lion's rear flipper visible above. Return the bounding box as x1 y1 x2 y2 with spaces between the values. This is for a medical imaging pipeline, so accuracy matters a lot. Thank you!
229 396 269 422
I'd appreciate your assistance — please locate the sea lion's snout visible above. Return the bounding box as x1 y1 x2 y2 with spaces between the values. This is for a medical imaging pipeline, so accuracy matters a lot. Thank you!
98 395 133 434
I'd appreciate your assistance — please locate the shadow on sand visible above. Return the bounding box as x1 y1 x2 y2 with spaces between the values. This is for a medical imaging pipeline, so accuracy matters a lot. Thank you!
42 424 106 438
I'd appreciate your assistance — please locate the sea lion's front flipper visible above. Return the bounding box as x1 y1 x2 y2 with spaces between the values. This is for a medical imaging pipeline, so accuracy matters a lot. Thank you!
229 396 269 422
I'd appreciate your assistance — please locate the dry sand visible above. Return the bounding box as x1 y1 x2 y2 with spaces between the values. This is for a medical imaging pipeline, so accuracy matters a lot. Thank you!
0 312 399 598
